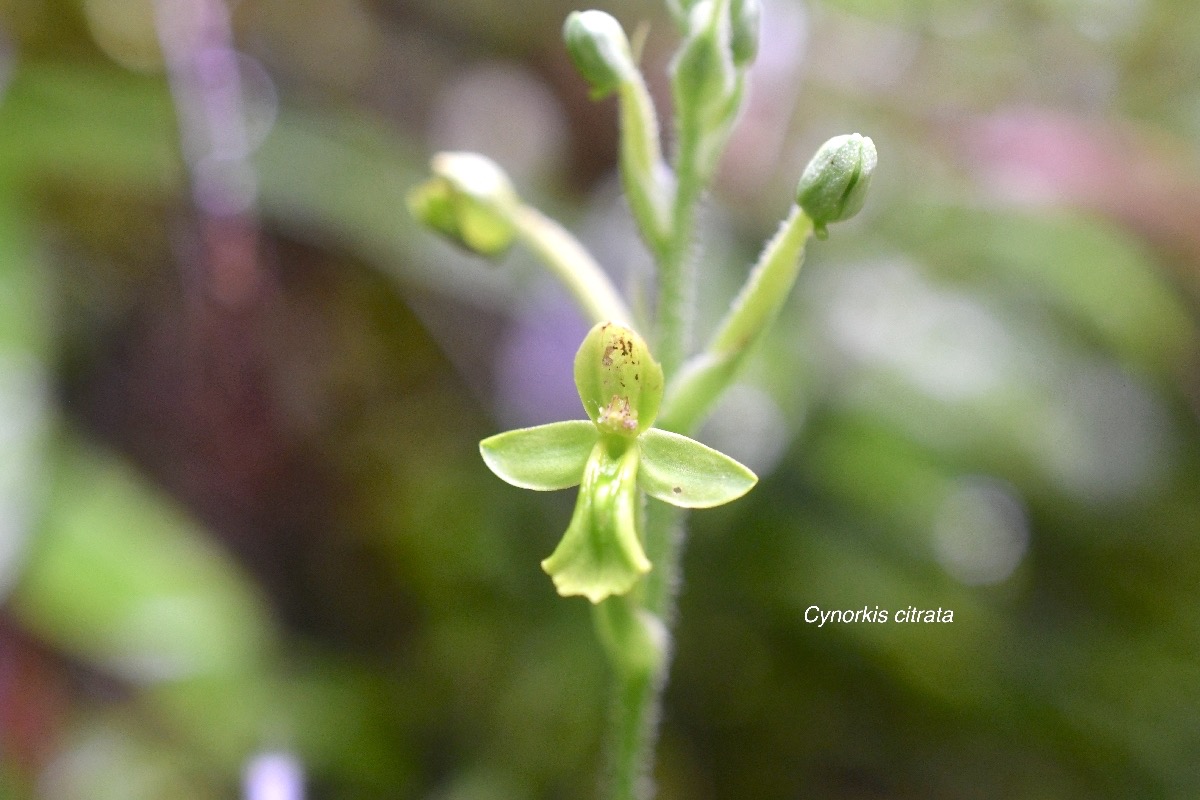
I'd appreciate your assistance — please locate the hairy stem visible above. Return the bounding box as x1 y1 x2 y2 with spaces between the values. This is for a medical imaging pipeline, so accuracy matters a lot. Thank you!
601 501 685 800
603 35 721 794
603 209 812 800
659 206 813 433
653 130 704 380
603 5 756 794
604 163 700 797
605 661 658 800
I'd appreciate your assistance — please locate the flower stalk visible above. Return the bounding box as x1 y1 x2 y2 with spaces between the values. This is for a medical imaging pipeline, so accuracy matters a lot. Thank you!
409 5 875 798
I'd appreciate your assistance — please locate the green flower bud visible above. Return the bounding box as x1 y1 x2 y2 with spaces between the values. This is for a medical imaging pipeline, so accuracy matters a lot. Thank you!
563 10 636 99
729 0 761 67
574 322 664 439
671 0 736 129
795 133 877 238
407 152 519 256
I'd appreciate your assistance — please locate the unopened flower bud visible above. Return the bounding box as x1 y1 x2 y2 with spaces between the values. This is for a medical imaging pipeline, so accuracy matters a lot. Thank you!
407 152 519 256
564 10 636 99
671 0 736 128
795 133 877 238
729 0 761 67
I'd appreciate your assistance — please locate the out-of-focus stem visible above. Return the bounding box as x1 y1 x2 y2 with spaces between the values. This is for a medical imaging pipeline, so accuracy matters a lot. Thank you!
617 78 673 254
508 205 633 327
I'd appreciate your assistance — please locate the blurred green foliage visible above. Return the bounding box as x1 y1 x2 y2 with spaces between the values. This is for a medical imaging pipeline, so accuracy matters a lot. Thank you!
1 0 1199 798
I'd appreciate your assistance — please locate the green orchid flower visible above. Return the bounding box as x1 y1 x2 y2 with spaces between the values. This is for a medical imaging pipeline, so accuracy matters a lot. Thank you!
480 322 757 603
